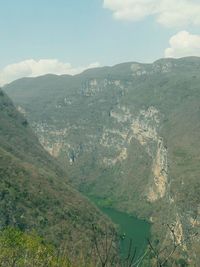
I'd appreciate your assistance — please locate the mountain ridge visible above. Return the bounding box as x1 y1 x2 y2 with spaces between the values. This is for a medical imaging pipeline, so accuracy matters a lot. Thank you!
6 56 200 87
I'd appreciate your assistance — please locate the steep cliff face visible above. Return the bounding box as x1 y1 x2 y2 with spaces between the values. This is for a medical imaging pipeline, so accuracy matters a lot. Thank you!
5 57 200 263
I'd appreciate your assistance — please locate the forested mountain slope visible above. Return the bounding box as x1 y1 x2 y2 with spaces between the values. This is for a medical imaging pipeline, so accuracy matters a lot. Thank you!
0 88 114 256
5 57 200 264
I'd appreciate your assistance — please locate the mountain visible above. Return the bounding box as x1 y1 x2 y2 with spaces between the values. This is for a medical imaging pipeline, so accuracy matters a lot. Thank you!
4 57 200 264
0 88 115 258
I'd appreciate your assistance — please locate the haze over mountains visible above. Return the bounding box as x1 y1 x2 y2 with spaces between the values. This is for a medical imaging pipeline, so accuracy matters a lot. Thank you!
4 57 200 265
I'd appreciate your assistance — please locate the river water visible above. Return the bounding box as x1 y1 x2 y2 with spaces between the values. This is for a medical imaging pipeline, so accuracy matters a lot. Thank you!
100 206 151 259
89 197 151 259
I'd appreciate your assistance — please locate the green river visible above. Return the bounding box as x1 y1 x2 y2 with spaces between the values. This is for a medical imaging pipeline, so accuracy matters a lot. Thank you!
90 197 151 259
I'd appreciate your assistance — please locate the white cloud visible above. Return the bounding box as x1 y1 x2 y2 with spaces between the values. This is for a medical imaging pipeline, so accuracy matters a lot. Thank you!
0 59 100 86
165 31 200 58
103 0 200 27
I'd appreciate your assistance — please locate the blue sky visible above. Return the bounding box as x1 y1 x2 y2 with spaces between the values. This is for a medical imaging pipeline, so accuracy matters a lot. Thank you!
1 0 200 84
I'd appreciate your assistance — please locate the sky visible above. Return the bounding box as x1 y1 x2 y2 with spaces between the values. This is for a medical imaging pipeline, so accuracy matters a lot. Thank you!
1 0 200 85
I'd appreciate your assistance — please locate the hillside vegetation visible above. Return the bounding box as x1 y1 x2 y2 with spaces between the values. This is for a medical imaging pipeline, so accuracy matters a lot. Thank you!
4 57 200 265
0 88 116 261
